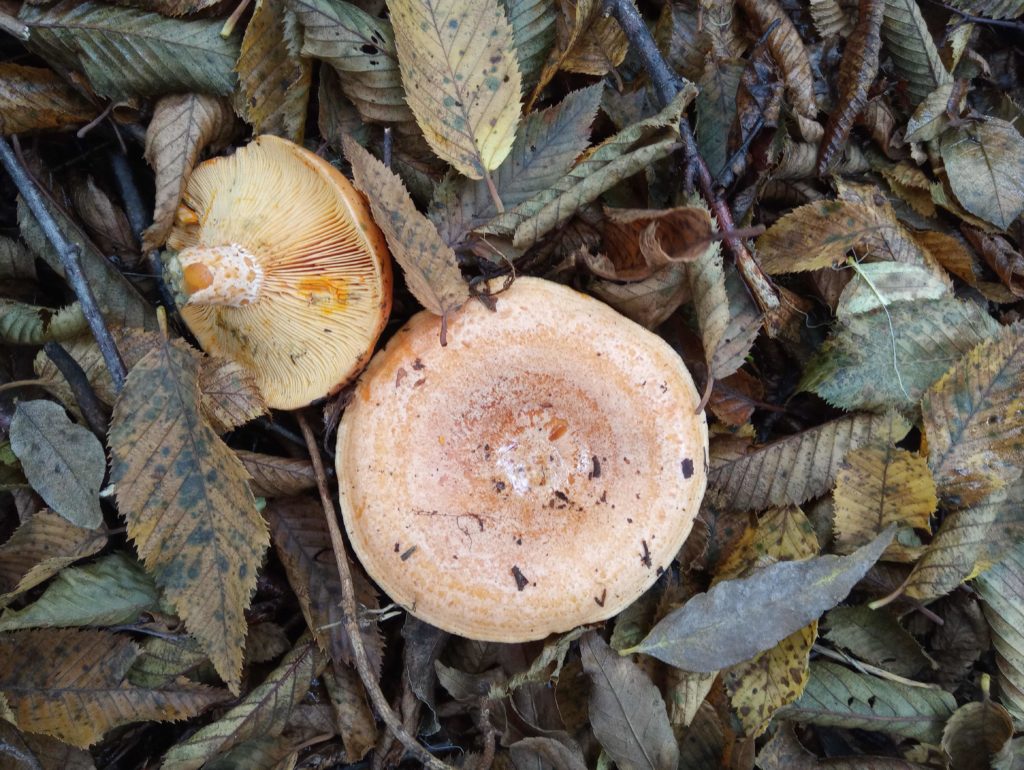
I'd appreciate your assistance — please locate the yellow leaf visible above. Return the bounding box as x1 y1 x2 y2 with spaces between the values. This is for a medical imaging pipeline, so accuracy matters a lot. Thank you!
108 338 269 693
833 446 937 563
0 629 224 748
389 0 522 179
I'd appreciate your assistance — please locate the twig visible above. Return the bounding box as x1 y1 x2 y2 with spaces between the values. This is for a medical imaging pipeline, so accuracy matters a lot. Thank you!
0 137 127 392
76 102 114 139
43 341 110 437
475 700 497 770
812 644 943 689
602 0 782 333
296 411 452 770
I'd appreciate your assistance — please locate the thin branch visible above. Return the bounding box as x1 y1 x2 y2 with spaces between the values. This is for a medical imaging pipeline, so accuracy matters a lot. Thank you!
0 137 127 391
296 411 453 770
602 0 782 332
43 341 110 437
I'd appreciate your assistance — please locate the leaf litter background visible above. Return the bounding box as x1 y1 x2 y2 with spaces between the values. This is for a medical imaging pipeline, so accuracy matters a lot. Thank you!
0 0 1023 768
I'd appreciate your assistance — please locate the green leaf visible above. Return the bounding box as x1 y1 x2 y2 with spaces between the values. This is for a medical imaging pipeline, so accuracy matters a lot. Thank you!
976 539 1024 724
943 0 1024 20
823 605 934 678
777 661 956 742
128 635 207 689
0 510 106 605
923 324 1024 508
389 0 522 179
0 553 160 631
708 411 911 512
430 84 603 246
19 0 238 100
880 0 952 106
108 338 269 694
802 297 999 411
941 118 1024 231
344 136 468 319
580 632 678 770
484 87 695 248
630 528 895 672
290 0 413 126
161 639 321 770
695 59 743 178
0 299 87 345
10 400 105 529
501 0 556 89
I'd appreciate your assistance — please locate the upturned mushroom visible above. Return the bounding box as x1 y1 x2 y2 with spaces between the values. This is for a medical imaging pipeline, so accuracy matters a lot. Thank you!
164 135 392 410
336 277 708 641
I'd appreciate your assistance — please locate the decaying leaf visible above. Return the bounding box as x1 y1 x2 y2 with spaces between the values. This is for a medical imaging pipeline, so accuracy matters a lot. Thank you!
589 261 690 330
0 628 225 748
833 445 937 561
235 450 316 498
580 632 678 770
161 639 321 770
344 136 469 322
502 0 557 89
198 358 267 434
0 510 106 605
708 411 911 511
127 635 208 689
0 299 88 345
142 93 235 251
835 262 950 320
823 605 934 678
778 661 956 742
630 528 894 672
940 118 1024 231
962 227 1024 298
234 0 311 142
922 324 1024 508
10 399 105 529
19 0 239 100
942 698 1014 770
0 552 159 631
0 63 97 135
880 0 952 106
0 719 96 770
389 0 522 180
108 338 269 694
976 540 1024 724
602 205 714 270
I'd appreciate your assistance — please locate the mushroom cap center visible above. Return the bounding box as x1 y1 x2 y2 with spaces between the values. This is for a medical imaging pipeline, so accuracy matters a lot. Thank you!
166 243 265 308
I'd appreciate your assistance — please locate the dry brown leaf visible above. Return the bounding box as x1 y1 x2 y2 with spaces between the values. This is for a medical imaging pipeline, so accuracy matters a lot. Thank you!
817 0 883 175
0 629 224 748
70 174 139 269
708 411 911 511
961 225 1024 298
107 0 222 14
602 206 714 275
343 136 468 324
589 261 690 330
324 662 378 762
880 162 937 218
911 229 1017 304
198 358 267 434
942 699 1014 770
142 93 235 251
234 0 311 141
0 63 97 136
235 450 316 498
833 445 937 562
708 369 764 427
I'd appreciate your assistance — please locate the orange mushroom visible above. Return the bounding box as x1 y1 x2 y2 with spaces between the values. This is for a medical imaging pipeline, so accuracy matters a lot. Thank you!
164 135 392 410
336 277 708 641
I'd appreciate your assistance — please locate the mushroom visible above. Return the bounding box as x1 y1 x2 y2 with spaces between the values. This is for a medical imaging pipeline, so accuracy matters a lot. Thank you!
164 135 392 410
336 277 708 641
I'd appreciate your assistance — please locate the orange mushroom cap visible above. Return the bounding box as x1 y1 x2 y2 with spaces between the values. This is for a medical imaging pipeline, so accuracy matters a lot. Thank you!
164 135 392 410
336 277 708 641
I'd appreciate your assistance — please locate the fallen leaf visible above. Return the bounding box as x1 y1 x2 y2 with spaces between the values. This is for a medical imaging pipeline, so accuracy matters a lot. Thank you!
235 450 316 498
630 527 894 672
10 399 105 529
823 605 933 678
976 540 1024 724
879 0 952 106
0 63 97 135
941 118 1024 231
942 698 1014 770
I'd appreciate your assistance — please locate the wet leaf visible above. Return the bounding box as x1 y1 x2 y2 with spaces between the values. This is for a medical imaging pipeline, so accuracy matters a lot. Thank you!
802 297 999 411
942 698 1014 770
19 0 239 100
824 605 933 677
880 0 952 106
234 0 311 141
603 206 714 269
976 540 1024 724
0 628 225 748
944 0 1024 17
708 411 911 511
128 635 207 689
940 118 1024 231
833 446 937 561
962 227 1024 298
10 399 105 529
580 632 678 770
161 639 321 770
142 93 235 251
0 63 97 136
344 135 468 320
502 0 556 90
631 527 894 672
922 324 1024 508
108 338 269 694
778 660 956 741
323 662 377 761
695 58 743 179
0 552 160 631
0 510 106 604
389 0 522 179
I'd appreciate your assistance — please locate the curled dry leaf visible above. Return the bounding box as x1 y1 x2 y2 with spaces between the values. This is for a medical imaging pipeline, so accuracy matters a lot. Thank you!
961 226 1024 298
0 63 97 136
389 0 522 179
142 93 235 251
602 206 714 275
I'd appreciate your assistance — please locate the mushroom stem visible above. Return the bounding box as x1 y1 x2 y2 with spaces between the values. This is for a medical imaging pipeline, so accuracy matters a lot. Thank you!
165 243 266 307
296 412 453 770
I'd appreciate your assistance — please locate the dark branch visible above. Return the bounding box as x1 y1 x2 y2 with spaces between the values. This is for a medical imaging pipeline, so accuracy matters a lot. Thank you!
43 342 110 438
0 137 128 391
